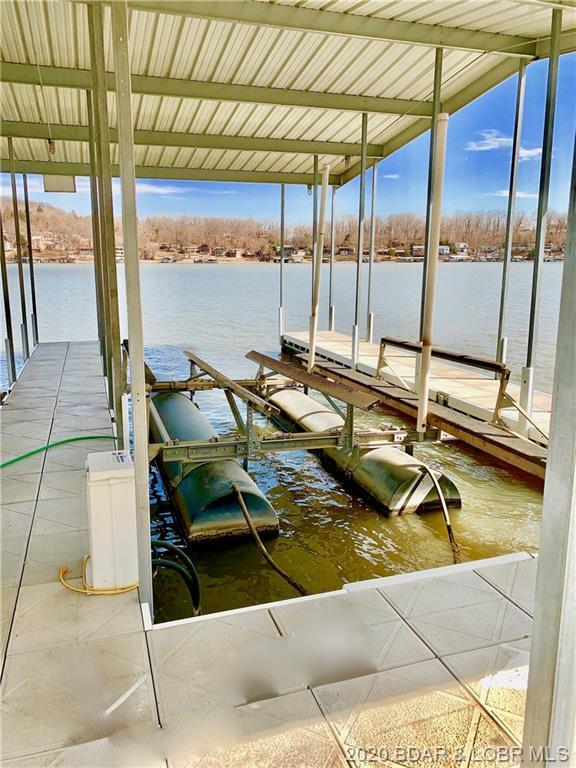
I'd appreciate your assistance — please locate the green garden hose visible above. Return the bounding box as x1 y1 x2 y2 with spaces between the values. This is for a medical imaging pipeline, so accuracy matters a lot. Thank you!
0 435 115 469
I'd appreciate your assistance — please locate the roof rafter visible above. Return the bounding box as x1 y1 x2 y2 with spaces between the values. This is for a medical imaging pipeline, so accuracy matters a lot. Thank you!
125 0 539 57
0 62 433 117
0 121 384 158
0 158 341 186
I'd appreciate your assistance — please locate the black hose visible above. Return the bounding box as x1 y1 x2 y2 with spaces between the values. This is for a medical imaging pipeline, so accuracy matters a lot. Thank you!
152 538 199 581
151 540 201 615
418 464 461 565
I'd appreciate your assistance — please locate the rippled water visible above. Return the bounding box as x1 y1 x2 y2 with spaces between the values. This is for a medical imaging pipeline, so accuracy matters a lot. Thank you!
2 262 560 620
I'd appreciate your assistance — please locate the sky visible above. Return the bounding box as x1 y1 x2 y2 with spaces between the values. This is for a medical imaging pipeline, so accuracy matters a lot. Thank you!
1 53 574 225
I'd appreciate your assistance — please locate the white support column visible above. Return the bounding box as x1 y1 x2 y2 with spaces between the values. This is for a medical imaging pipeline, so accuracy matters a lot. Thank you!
366 162 378 343
522 9 562 427
278 183 285 344
328 185 336 332
352 112 368 367
522 134 576 766
416 113 449 435
308 164 330 372
8 138 29 361
110 0 154 611
311 155 319 294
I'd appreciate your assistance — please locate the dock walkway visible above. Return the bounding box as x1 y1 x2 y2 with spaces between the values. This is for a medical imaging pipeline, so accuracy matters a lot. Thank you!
2 343 537 766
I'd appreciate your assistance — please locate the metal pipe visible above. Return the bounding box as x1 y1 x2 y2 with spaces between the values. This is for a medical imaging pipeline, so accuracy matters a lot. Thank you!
111 0 154 609
328 185 336 331
416 113 449 434
308 163 330 372
522 131 576 767
7 138 29 360
419 48 443 343
88 2 124 446
352 112 368 366
0 211 16 386
311 154 318 292
278 183 285 343
525 9 562 370
22 174 39 346
497 61 526 364
366 162 378 343
86 90 105 364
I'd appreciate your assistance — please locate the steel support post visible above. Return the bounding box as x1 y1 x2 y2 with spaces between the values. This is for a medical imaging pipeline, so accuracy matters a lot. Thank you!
8 138 29 360
278 183 285 344
22 174 39 346
308 164 330 372
328 185 336 331
311 154 319 293
111 0 154 610
0 212 16 386
352 113 368 367
88 1 124 446
419 48 443 344
366 162 378 343
497 62 526 365
522 8 562 425
522 133 576 767
86 90 106 365
416 114 449 434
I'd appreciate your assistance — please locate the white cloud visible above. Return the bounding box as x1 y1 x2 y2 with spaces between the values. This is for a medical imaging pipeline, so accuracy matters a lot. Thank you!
518 146 542 161
492 189 538 199
382 173 400 179
466 129 542 161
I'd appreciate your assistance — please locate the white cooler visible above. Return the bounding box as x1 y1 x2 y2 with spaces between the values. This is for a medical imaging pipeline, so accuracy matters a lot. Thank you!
86 450 139 590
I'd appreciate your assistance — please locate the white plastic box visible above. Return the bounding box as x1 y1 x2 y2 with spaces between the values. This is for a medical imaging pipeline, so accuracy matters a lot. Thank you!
86 450 139 589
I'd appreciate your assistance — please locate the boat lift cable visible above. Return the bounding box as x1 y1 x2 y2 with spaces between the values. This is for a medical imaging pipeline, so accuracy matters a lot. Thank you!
233 483 309 596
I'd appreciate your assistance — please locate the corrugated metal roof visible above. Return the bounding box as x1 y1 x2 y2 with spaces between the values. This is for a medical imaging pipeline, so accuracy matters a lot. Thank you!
1 0 574 184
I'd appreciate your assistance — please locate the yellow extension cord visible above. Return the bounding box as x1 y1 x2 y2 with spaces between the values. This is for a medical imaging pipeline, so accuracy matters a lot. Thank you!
59 554 139 596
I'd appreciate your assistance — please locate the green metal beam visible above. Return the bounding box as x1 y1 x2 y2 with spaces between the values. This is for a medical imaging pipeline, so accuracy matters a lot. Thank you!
0 158 341 186
0 62 433 117
126 0 538 57
1 120 385 158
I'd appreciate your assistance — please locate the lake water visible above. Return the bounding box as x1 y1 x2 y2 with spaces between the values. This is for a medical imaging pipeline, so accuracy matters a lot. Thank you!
1 262 562 620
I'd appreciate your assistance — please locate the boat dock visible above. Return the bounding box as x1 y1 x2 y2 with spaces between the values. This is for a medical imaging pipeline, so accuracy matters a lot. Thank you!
281 331 549 479
1 343 538 765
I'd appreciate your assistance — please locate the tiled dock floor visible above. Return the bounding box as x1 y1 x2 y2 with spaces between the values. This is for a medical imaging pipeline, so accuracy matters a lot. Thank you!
284 330 551 441
1 343 538 766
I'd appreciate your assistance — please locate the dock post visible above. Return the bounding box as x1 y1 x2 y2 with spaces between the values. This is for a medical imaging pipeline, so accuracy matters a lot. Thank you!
88 1 125 447
521 8 561 433
309 164 330 372
278 183 285 344
419 49 443 346
0 212 16 386
366 162 377 343
111 0 154 612
328 186 336 331
522 132 576 767
86 89 106 367
312 155 319 293
8 138 29 361
22 174 39 346
416 114 449 435
497 61 526 366
352 112 368 367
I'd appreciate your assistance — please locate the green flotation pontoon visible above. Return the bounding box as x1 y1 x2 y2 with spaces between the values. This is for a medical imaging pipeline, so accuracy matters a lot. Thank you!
268 389 461 516
150 392 278 542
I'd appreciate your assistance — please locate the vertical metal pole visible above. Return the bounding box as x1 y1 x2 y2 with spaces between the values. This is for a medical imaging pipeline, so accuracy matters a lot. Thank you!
0 212 17 386
419 48 443 343
352 112 368 367
111 0 153 610
366 162 378 343
522 133 576 767
278 183 285 344
22 174 39 346
497 61 526 365
86 89 106 363
311 155 319 293
416 114 449 434
522 9 562 424
8 138 29 360
88 1 124 447
328 185 336 332
308 164 330 372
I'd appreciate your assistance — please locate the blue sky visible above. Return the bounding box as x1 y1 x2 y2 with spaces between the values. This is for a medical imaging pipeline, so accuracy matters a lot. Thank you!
1 53 574 224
